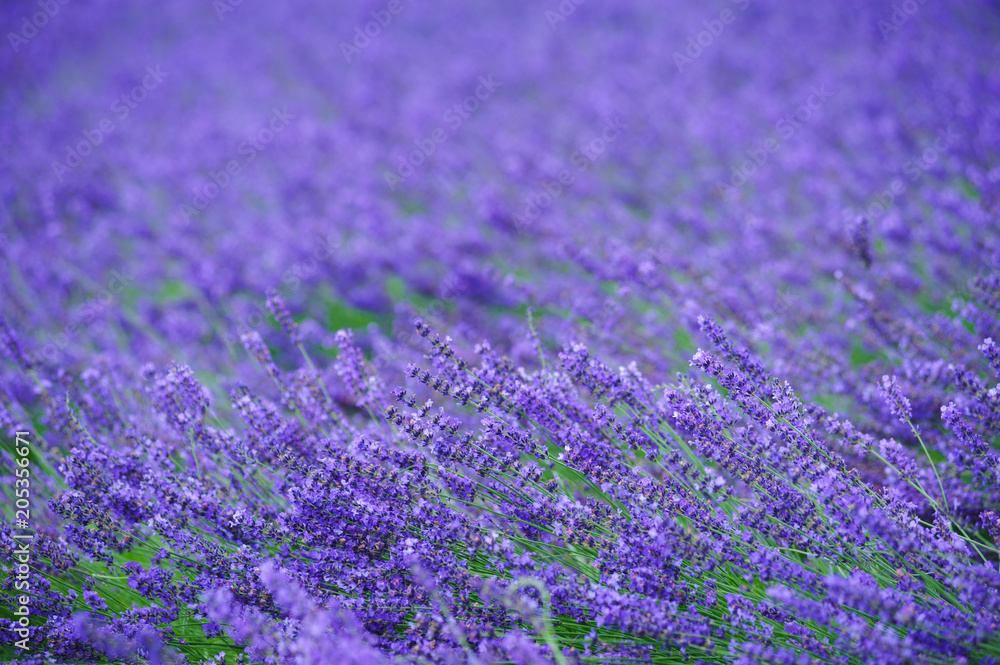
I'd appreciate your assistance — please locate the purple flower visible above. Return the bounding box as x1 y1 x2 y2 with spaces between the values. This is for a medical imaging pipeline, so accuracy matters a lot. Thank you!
878 375 912 423
266 287 302 344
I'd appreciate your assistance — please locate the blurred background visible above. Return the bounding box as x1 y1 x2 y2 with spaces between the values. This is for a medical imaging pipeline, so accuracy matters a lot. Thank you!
2 0 1000 409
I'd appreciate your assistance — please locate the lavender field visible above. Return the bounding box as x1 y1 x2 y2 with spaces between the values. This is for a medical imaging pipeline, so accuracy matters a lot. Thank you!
2 0 1000 662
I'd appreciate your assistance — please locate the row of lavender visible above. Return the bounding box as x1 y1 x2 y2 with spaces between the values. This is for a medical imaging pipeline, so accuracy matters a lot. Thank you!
2 303 999 663
2 0 1000 662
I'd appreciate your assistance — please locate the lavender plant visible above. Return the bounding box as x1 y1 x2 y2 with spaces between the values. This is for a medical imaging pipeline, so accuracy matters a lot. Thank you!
2 0 1000 662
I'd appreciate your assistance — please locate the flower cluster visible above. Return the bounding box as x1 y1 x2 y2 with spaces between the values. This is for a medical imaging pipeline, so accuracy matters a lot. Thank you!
2 0 1000 663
